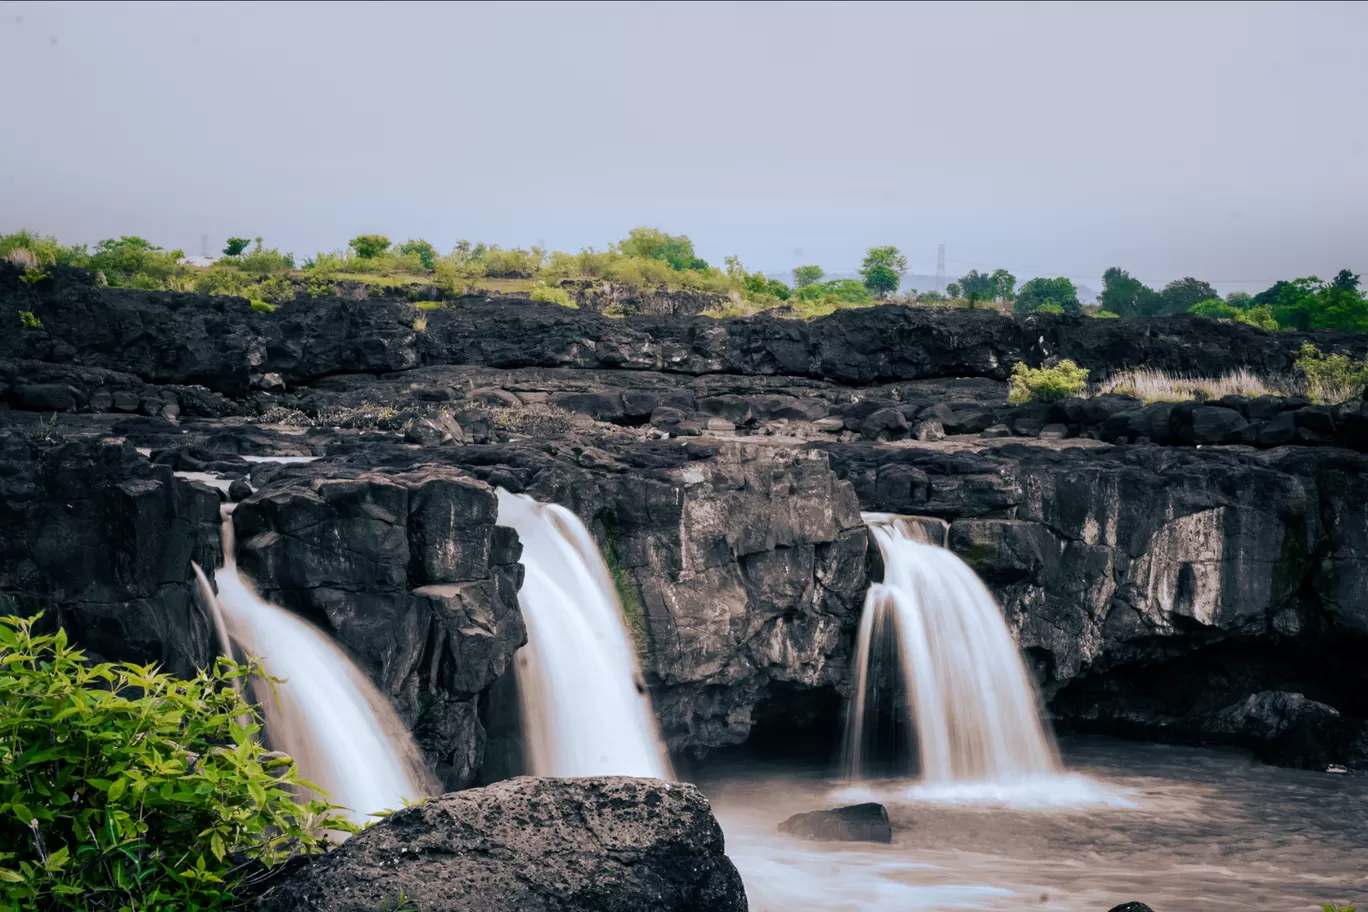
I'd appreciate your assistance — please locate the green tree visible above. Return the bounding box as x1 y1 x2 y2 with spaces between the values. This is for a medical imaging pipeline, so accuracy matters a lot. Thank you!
1225 290 1252 308
1159 277 1220 316
990 268 1017 303
399 239 437 271
792 265 824 288
222 237 251 257
958 269 995 301
1099 267 1158 317
859 246 908 298
945 281 962 299
1014 277 1080 314
1319 269 1368 332
618 228 708 271
349 234 392 259
0 616 346 911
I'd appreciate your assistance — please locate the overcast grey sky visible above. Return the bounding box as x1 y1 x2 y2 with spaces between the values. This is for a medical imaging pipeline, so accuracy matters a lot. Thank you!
2 0 1365 290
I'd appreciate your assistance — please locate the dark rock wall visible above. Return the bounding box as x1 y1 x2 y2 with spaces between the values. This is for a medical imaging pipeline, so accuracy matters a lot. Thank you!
230 467 525 790
7 263 1366 397
0 433 222 676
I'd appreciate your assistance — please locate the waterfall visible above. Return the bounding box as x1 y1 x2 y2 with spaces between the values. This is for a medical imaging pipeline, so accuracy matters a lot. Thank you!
495 489 672 779
843 513 1059 783
194 508 435 826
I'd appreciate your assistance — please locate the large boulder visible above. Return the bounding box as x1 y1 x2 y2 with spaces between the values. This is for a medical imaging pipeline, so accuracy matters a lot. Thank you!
256 777 748 912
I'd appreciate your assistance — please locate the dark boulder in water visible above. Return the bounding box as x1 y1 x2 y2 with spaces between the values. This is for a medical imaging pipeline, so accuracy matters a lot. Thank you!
255 776 749 912
1106 904 1155 912
778 802 892 844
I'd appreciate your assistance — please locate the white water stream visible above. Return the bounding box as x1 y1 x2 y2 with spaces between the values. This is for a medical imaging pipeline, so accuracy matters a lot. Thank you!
495 489 672 779
844 513 1059 782
194 508 434 826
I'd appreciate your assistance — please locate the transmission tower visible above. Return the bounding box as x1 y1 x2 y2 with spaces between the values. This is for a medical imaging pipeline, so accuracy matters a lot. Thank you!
935 243 946 291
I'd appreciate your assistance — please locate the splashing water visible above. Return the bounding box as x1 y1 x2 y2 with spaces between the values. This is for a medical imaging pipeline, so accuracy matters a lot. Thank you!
194 507 435 826
495 488 672 779
844 513 1059 782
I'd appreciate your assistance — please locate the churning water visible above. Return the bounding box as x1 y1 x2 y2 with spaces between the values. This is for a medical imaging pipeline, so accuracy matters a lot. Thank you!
194 508 435 826
844 514 1058 782
702 738 1368 912
495 488 672 779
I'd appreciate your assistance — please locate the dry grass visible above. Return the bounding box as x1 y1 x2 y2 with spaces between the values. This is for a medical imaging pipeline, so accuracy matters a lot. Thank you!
1097 368 1295 403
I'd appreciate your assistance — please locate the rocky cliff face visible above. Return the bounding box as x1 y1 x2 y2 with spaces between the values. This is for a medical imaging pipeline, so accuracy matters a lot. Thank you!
4 265 1367 777
826 441 1368 764
230 466 525 790
0 432 222 676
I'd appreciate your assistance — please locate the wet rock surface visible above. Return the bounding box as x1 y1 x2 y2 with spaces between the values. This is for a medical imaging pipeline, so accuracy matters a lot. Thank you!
778 802 892 843
255 777 748 912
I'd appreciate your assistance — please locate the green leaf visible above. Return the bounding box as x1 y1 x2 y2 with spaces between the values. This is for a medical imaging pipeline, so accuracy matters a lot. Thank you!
0 868 25 884
106 777 127 801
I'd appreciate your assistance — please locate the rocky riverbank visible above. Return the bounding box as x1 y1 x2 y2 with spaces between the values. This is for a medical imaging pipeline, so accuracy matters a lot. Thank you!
3 261 1367 779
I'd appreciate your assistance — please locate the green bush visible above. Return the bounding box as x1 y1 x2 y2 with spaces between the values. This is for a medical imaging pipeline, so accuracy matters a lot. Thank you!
194 267 254 298
1035 302 1066 315
234 241 294 278
0 232 88 269
1008 360 1090 403
1236 304 1279 331
88 237 186 289
1294 342 1368 403
0 616 345 911
250 300 276 313
19 311 42 330
1092 310 1121 319
1189 298 1240 320
528 281 576 308
481 245 544 279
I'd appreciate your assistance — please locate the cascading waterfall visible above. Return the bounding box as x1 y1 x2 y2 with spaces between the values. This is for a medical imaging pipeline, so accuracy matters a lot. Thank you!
194 507 435 826
843 513 1059 783
495 488 672 779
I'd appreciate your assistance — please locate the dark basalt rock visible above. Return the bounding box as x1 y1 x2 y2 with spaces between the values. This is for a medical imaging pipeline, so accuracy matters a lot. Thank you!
1106 904 1155 912
778 802 892 843
229 466 525 789
0 432 222 676
255 777 748 912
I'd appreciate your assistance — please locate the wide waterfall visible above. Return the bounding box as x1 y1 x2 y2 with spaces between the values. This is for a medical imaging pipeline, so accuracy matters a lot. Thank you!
843 513 1059 782
194 508 435 826
495 489 672 779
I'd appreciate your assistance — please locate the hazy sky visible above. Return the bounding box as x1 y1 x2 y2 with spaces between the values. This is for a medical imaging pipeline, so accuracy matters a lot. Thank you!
2 1 1365 291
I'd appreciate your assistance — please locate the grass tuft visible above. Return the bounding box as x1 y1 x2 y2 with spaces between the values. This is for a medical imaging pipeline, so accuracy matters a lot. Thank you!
1097 367 1290 403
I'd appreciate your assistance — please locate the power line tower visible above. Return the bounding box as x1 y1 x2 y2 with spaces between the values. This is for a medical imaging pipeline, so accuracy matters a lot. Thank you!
201 234 209 258
935 243 946 291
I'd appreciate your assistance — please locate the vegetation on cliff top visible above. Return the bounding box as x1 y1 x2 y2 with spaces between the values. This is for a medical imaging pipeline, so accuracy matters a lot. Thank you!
3 227 1365 332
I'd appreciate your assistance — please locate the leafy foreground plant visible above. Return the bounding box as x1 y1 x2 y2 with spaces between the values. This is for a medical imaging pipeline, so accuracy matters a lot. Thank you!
0 615 351 911
1008 360 1090 404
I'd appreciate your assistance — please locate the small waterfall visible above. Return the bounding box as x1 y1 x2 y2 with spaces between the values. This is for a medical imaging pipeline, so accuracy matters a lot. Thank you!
195 508 435 826
495 489 672 779
844 513 1059 782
